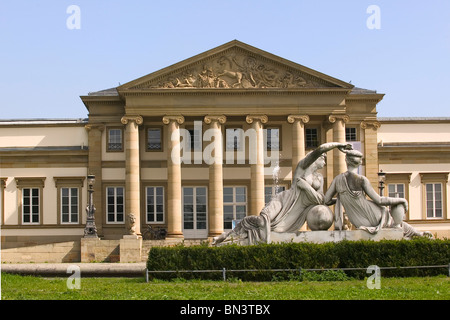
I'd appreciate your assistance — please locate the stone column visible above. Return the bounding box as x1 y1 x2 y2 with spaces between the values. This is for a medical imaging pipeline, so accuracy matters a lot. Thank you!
361 120 381 190
204 115 227 237
84 124 104 236
121 115 143 236
246 115 268 216
287 115 310 174
328 115 349 177
163 115 185 239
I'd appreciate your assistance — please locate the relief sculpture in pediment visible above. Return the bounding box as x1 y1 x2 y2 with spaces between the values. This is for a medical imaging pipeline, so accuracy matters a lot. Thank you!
150 53 326 89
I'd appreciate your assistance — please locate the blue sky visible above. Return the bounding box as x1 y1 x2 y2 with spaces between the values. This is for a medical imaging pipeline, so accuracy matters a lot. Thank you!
1 0 449 119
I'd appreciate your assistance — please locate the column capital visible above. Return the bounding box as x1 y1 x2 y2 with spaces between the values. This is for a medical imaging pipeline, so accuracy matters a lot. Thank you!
246 114 268 124
287 115 310 124
204 115 227 125
360 120 381 130
328 114 350 124
162 115 185 125
121 115 143 125
84 124 105 132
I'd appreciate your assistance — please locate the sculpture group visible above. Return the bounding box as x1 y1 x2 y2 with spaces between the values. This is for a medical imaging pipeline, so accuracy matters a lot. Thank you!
213 143 432 246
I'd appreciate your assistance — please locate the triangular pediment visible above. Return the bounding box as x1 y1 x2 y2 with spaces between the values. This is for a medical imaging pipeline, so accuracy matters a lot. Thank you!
118 40 353 91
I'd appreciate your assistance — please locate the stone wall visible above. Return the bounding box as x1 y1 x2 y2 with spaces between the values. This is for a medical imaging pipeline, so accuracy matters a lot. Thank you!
1 241 80 263
1 238 208 263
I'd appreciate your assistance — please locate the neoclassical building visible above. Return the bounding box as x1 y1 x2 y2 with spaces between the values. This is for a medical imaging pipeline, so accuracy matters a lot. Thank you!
1 41 449 255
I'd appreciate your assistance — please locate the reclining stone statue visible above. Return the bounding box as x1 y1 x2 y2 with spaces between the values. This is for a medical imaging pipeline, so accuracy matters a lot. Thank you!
213 142 351 245
324 149 433 239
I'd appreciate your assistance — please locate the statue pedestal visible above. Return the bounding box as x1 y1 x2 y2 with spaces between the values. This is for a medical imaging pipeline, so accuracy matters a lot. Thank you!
270 229 403 244
120 235 142 263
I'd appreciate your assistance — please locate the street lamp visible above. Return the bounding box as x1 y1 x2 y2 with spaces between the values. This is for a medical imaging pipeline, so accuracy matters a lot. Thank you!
84 174 98 238
378 170 386 196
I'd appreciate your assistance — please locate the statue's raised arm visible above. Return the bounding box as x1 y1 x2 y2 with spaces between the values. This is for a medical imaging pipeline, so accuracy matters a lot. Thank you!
292 142 352 183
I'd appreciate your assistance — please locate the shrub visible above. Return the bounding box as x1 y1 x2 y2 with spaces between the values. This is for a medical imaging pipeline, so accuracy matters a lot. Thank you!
146 238 450 281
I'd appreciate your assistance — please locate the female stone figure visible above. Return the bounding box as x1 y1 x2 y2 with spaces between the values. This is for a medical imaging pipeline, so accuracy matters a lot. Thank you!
324 149 432 239
213 142 351 245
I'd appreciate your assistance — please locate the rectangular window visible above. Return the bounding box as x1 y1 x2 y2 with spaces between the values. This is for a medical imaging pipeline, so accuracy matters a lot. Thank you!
106 186 124 223
146 186 164 223
147 128 162 151
387 183 405 199
183 187 208 237
426 183 443 218
0 178 6 226
23 188 39 224
265 127 280 151
264 185 286 205
184 128 202 151
305 128 319 148
61 187 79 224
108 128 123 151
226 128 242 151
346 127 357 141
223 186 247 230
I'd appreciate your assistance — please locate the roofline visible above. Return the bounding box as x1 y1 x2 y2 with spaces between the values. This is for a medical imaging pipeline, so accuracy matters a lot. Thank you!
378 117 450 123
0 118 88 126
116 40 355 92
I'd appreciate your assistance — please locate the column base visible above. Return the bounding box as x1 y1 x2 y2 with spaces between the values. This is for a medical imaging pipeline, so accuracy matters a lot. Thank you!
165 232 184 239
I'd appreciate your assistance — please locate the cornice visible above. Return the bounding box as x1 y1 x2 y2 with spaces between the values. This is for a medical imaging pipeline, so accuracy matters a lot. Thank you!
117 88 352 97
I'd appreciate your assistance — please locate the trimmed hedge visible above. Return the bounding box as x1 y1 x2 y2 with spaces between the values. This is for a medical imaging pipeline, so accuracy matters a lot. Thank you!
147 238 450 281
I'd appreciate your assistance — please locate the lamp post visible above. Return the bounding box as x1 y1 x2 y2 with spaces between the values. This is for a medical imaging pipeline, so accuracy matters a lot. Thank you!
378 170 386 196
84 174 98 238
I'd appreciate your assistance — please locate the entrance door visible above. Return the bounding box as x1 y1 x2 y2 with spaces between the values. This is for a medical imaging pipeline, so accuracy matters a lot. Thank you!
182 186 208 238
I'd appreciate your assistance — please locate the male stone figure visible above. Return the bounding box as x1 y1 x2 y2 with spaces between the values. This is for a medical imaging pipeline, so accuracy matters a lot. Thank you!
324 149 432 239
126 212 137 235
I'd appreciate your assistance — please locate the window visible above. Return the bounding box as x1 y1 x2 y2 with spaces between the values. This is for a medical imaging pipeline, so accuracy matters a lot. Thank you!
15 177 45 225
420 172 448 220
387 183 405 199
346 127 357 141
0 178 6 225
425 183 443 219
265 185 286 205
147 127 162 151
146 186 164 223
54 177 84 225
106 186 124 223
265 127 280 151
223 186 247 230
22 188 40 224
107 128 123 151
385 173 411 220
61 187 79 223
305 128 319 148
183 186 208 238
225 127 242 151
186 128 202 151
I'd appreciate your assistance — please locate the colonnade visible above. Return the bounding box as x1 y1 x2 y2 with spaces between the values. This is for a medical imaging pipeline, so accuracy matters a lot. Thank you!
118 113 352 238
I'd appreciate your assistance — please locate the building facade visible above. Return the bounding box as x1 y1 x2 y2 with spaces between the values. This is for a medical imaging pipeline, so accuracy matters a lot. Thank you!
1 41 449 252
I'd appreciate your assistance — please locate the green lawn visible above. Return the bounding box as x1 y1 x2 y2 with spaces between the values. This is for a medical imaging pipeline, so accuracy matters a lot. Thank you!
1 273 448 300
